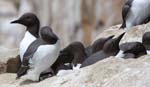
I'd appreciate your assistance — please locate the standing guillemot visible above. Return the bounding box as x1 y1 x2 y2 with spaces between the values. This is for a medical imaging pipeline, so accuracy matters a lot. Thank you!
17 26 61 81
115 42 147 59
51 42 87 74
85 35 114 57
142 32 150 54
120 0 150 30
11 13 40 61
81 33 125 67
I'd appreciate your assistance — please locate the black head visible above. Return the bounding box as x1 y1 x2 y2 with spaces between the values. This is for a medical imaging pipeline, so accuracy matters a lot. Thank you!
11 13 40 28
60 42 87 65
60 42 84 54
92 35 114 53
142 32 150 50
103 33 125 55
40 26 58 44
53 48 74 68
120 42 147 58
56 43 76 65
11 13 40 38
51 50 73 74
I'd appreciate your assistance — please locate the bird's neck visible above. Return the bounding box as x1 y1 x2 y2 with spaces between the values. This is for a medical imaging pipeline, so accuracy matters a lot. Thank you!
103 45 120 55
27 24 39 38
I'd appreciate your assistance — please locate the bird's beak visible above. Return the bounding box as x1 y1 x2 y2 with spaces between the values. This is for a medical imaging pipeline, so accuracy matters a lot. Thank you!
116 32 125 42
10 19 20 24
107 35 115 40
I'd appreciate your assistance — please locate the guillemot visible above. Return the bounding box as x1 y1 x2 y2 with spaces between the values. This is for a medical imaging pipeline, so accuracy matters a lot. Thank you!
142 32 150 54
85 35 114 57
17 26 60 81
81 33 125 67
115 42 147 59
11 13 40 61
51 42 87 75
120 0 150 30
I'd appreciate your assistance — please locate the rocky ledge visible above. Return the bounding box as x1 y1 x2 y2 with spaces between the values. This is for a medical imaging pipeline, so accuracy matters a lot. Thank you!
0 23 150 87
0 56 150 87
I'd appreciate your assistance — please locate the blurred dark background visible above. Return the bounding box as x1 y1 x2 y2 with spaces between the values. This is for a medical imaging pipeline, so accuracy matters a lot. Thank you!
0 0 125 49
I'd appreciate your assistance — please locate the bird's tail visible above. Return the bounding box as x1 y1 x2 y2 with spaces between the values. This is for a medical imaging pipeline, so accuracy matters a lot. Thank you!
120 21 126 29
16 65 29 79
120 24 125 29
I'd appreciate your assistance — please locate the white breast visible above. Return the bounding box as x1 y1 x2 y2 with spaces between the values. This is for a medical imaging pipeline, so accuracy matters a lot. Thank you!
19 31 36 61
115 50 125 58
126 0 150 29
57 70 73 76
28 40 61 75
146 50 150 54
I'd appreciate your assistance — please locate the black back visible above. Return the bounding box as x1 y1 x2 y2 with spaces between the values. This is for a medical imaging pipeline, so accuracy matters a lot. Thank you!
85 35 114 57
120 42 147 58
103 33 125 54
142 32 150 50
51 42 87 74
81 33 125 67
92 35 114 54
51 51 73 74
85 45 93 57
81 51 109 68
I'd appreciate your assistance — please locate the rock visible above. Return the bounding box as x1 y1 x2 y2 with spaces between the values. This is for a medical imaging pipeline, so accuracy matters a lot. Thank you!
0 73 17 84
6 55 21 73
91 0 125 45
94 24 125 41
0 55 150 87
0 47 19 73
120 22 150 44
0 62 6 74
0 22 150 87
95 22 150 44
0 47 18 63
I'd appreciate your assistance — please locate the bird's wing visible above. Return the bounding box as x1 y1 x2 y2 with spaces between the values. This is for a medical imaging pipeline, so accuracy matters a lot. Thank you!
121 0 134 28
17 39 47 78
81 51 108 67
22 39 46 66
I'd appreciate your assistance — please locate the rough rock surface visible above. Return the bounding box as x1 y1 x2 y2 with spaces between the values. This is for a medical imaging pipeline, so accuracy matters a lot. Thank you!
6 55 21 73
0 47 18 74
1 22 150 87
95 22 150 44
0 62 6 74
0 56 150 87
0 47 18 63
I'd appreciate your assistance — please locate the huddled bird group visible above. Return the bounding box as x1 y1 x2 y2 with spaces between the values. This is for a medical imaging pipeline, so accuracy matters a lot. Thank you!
10 0 150 81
